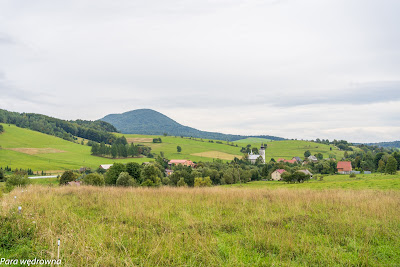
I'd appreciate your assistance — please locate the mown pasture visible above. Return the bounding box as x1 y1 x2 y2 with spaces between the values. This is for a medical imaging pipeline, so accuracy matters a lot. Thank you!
0 124 150 171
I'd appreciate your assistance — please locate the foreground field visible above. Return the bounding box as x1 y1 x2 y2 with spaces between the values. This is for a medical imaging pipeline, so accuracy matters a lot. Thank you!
2 186 399 266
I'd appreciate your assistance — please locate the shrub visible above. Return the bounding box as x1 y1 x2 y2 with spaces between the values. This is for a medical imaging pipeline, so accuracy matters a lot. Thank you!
0 169 5 182
6 174 31 189
350 173 356 178
140 165 162 186
59 170 77 185
162 177 171 185
105 163 126 185
177 178 187 187
194 177 212 187
126 162 142 181
116 172 136 187
82 173 105 186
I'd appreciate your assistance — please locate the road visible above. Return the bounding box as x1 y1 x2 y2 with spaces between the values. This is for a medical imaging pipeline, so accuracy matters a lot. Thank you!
29 175 58 179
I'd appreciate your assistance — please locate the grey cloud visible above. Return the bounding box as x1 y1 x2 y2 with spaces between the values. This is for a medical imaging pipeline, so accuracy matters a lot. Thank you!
0 33 16 45
270 81 400 107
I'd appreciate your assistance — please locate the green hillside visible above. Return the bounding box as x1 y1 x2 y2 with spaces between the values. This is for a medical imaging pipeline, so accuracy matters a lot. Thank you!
100 109 284 141
118 134 346 162
0 124 150 172
0 124 347 171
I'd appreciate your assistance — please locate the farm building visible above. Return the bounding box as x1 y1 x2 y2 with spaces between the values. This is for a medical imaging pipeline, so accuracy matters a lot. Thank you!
168 159 195 167
247 144 266 164
271 169 286 181
278 158 297 164
165 169 174 176
292 157 302 163
99 164 113 170
307 155 318 163
337 161 352 174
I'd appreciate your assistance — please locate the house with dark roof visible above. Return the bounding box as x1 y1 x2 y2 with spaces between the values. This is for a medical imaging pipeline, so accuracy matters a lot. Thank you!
307 155 318 163
292 157 302 163
337 161 352 174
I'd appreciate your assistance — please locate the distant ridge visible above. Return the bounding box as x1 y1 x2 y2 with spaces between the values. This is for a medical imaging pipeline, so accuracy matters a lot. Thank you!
361 141 400 149
100 109 285 141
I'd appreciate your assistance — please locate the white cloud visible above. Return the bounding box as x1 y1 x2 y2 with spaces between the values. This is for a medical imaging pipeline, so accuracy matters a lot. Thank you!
0 0 399 142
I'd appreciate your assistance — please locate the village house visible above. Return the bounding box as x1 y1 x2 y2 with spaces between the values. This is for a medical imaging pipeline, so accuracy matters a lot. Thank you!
292 157 302 163
99 164 113 170
271 169 286 181
168 159 195 167
298 169 313 179
278 158 297 164
337 161 352 174
165 169 174 176
307 155 318 163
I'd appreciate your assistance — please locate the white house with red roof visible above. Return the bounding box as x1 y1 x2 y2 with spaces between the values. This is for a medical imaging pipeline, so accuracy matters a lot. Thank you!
271 169 286 181
168 159 195 167
337 161 352 174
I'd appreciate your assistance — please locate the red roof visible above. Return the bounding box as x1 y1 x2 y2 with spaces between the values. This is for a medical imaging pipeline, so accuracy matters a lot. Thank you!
337 161 352 172
168 159 195 167
278 158 296 164
275 169 286 174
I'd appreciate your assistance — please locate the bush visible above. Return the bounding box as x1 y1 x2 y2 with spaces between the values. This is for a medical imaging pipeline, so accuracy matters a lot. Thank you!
194 177 212 187
0 169 5 182
349 173 356 178
162 177 171 185
6 174 31 188
177 178 187 187
105 163 126 185
82 173 105 186
59 170 77 185
140 164 162 186
282 171 310 183
116 172 136 187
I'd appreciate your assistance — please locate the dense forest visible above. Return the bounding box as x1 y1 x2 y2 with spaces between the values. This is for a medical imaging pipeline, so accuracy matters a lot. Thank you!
0 109 117 144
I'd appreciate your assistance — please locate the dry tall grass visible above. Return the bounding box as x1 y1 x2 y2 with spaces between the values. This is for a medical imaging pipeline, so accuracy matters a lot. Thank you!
2 186 400 266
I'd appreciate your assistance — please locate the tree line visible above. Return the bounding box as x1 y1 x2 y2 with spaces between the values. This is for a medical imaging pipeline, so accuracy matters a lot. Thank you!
0 109 118 144
89 136 152 158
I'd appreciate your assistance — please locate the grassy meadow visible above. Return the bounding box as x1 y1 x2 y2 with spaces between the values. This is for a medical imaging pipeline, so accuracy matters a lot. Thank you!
1 123 346 172
226 173 400 190
0 124 152 172
117 134 347 163
1 185 400 266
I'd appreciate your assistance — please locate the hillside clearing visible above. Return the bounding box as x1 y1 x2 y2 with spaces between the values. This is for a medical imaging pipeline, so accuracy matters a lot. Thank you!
0 124 152 171
6 147 66 155
191 151 238 160
126 137 153 143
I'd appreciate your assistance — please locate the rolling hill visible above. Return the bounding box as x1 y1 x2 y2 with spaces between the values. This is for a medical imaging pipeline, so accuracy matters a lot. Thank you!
100 109 285 141
0 123 345 172
0 124 150 172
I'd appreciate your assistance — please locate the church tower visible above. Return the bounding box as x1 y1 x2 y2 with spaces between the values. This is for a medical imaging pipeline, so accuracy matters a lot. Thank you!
260 144 266 163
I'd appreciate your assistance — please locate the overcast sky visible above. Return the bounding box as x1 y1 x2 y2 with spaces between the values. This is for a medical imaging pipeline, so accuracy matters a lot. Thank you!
1 0 399 143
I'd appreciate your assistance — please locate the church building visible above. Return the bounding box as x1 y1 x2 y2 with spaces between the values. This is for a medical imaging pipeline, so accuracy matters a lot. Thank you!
247 144 266 164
